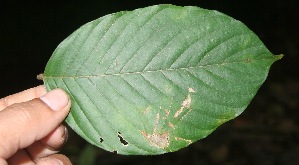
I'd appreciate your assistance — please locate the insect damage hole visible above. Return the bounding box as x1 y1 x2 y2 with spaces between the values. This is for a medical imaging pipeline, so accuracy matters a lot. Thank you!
117 132 128 146
99 137 104 143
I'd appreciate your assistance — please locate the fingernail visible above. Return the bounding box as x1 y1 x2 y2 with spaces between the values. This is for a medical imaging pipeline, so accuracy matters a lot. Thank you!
41 158 63 165
56 125 69 146
40 89 69 111
62 126 69 144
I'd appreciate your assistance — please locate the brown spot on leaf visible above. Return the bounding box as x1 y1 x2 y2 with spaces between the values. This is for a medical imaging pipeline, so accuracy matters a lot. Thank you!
168 122 175 129
165 109 170 116
142 106 152 114
174 94 191 118
174 136 192 144
163 109 170 120
188 87 195 93
141 112 170 148
153 113 160 132
245 58 251 63
142 131 170 149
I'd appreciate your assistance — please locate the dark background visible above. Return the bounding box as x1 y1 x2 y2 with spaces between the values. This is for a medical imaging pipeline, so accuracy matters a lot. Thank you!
1 0 298 164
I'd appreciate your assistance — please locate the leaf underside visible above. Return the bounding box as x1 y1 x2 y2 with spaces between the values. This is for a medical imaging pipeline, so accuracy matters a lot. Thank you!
43 5 281 155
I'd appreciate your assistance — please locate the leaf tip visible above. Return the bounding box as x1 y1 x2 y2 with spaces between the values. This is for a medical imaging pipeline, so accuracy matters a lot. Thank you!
275 54 284 61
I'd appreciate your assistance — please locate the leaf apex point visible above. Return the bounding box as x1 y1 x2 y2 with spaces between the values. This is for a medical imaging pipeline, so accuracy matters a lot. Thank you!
275 54 284 60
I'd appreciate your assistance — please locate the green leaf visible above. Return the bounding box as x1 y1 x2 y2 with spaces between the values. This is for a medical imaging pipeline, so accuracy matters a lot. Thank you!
43 5 282 155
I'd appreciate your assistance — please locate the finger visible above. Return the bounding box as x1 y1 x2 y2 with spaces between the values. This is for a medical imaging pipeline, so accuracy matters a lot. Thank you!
0 85 47 111
0 89 70 159
26 125 68 161
0 158 8 165
36 154 72 165
7 149 35 165
41 124 68 151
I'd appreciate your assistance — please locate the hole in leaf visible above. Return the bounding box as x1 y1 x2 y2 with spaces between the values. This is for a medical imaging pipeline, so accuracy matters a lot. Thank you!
117 132 128 146
99 137 104 143
113 150 118 154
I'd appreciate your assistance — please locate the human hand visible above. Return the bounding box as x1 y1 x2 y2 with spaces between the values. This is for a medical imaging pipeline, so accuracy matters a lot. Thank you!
0 85 72 165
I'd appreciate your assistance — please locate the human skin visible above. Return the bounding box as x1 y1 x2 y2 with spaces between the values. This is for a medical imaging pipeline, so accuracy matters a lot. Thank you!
0 86 72 165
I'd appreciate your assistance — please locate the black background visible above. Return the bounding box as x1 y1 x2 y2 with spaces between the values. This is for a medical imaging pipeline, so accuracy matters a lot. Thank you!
1 0 298 164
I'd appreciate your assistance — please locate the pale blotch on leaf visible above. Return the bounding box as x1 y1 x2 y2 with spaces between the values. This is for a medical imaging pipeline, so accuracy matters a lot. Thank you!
168 122 175 129
141 131 170 149
163 109 170 120
188 87 195 93
142 106 152 114
141 113 170 148
174 94 192 118
174 136 192 144
174 88 195 118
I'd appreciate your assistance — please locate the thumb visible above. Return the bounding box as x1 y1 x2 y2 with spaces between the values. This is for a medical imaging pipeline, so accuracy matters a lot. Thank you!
0 88 71 159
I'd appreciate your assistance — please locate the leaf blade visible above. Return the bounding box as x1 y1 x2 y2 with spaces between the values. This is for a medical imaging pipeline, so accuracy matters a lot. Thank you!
44 5 281 155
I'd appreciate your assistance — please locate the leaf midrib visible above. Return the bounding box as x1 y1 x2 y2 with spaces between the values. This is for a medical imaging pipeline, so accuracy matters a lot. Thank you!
44 58 271 79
